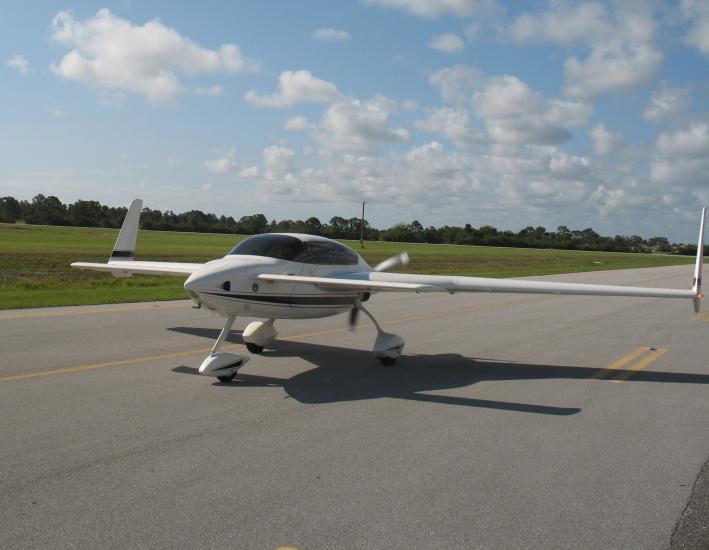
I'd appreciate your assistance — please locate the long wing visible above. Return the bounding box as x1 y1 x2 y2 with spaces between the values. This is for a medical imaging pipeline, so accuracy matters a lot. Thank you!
71 261 201 277
256 272 695 299
259 209 705 305
256 273 443 293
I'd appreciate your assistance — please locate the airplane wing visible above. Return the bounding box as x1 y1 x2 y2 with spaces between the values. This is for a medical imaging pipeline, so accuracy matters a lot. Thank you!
256 272 695 299
256 273 443 293
71 261 201 277
258 208 705 307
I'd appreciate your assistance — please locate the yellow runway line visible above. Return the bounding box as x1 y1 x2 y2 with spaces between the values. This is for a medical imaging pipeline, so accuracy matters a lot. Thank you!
0 296 551 383
0 302 188 321
609 348 668 383
589 347 650 380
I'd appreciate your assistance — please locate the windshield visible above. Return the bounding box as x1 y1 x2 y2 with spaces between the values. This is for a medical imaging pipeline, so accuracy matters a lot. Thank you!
228 234 305 261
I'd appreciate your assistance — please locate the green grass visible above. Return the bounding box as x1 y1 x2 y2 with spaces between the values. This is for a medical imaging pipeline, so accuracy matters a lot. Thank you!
0 223 697 310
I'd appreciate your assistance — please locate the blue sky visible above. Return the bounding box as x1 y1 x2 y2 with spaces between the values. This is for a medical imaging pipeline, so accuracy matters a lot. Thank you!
2 0 708 241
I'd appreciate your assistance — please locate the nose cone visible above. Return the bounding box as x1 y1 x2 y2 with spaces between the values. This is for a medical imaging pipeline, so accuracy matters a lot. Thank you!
184 260 233 303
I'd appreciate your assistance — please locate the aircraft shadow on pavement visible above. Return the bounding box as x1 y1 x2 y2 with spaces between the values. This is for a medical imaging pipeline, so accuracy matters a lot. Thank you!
169 326 709 416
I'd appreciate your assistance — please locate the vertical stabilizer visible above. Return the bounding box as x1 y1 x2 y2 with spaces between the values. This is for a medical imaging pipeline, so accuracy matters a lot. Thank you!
692 207 706 313
110 199 143 262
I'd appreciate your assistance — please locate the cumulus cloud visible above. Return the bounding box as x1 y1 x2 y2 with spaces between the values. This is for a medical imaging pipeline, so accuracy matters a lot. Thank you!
284 115 315 131
509 3 662 98
429 64 483 103
245 70 343 108
472 75 590 145
429 33 466 53
656 124 709 159
682 0 709 55
589 122 625 155
415 106 484 147
8 54 29 74
651 124 709 189
204 146 238 173
263 145 296 174
50 9 258 103
364 0 492 18
316 96 411 153
312 28 351 42
643 82 690 121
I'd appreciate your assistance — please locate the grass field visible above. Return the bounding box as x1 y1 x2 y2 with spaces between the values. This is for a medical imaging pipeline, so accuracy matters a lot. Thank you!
0 223 697 310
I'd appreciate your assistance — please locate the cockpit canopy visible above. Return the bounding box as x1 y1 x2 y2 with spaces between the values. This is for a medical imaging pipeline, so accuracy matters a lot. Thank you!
228 234 359 265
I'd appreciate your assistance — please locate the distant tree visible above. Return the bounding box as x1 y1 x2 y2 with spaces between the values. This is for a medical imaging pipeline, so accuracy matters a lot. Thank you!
0 196 21 222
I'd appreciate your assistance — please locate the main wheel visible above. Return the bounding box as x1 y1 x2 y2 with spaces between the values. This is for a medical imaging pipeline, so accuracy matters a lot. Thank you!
246 342 264 354
378 356 398 366
217 371 237 383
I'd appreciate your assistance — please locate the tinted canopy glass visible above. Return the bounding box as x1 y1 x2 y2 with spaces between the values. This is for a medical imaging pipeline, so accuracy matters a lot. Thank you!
229 234 305 261
304 241 358 265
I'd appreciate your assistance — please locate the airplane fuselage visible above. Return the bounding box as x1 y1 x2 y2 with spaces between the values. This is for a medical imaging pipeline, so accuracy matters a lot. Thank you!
183 234 371 320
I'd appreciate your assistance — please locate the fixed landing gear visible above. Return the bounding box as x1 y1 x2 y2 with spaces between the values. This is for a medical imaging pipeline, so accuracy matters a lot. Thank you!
217 371 238 383
198 315 249 381
357 302 405 366
242 319 277 353
246 342 264 354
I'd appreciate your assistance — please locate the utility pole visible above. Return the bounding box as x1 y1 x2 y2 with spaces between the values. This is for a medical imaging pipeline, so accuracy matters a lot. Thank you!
360 201 367 249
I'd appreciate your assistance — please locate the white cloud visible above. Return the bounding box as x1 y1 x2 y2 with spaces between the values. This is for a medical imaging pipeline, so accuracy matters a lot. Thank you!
245 70 343 108
50 9 258 103
194 85 225 96
364 0 492 18
429 33 466 53
509 3 611 45
643 82 690 121
312 28 351 42
682 0 709 55
509 3 662 99
651 124 709 188
472 75 590 145
589 122 624 155
415 106 484 147
316 96 411 154
429 64 483 103
205 146 238 173
656 124 709 159
564 43 662 99
8 54 29 74
284 115 315 131
263 145 296 174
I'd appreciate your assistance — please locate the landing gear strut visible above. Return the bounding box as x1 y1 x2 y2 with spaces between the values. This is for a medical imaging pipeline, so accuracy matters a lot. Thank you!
198 315 249 381
357 302 405 366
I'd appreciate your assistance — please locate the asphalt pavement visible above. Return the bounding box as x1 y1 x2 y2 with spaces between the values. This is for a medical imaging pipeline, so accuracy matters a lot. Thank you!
1 264 708 549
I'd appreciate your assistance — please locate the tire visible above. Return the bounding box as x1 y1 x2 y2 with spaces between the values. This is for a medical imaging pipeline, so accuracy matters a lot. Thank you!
217 372 237 383
246 342 264 354
378 356 398 366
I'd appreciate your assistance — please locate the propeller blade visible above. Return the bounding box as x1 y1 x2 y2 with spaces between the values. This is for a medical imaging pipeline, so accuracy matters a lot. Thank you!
373 252 409 272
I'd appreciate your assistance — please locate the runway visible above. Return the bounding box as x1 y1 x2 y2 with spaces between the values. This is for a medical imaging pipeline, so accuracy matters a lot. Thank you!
1 264 708 549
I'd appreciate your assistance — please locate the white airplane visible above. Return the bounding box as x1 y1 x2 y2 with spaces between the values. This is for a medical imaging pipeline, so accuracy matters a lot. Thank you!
72 200 706 382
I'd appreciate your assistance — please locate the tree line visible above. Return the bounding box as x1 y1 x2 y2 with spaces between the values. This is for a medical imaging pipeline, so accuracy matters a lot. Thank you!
0 194 700 255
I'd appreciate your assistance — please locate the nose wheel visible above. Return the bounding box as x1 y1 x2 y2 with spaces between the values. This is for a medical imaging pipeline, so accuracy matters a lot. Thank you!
217 371 238 383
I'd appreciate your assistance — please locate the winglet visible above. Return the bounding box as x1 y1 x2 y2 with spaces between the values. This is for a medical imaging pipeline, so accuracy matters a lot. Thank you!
110 199 142 263
692 207 706 314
